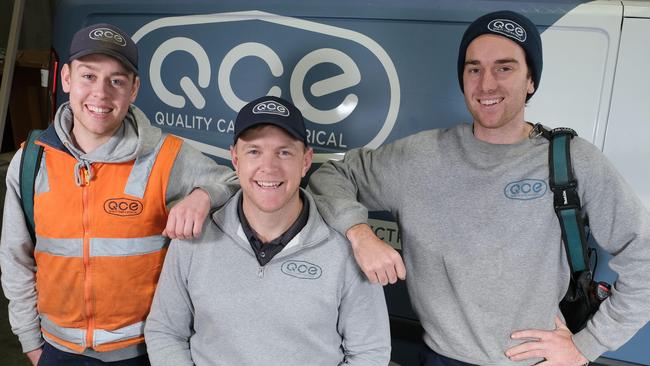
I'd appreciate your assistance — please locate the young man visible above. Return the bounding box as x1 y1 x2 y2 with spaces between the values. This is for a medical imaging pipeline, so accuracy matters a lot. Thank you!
308 10 650 366
144 96 391 366
0 23 237 365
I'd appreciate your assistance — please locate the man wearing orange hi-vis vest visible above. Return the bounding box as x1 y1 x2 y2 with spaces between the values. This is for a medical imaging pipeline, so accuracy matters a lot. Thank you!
0 23 237 366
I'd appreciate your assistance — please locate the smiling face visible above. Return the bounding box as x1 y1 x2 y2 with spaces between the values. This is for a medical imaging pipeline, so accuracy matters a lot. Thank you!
463 34 534 142
231 124 313 221
61 53 140 152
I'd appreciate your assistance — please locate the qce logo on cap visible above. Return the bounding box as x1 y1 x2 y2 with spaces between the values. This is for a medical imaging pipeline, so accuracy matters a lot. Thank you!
487 19 527 43
253 100 290 117
89 27 127 47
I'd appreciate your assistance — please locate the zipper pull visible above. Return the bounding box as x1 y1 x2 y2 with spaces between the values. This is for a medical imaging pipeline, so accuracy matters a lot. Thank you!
82 168 90 186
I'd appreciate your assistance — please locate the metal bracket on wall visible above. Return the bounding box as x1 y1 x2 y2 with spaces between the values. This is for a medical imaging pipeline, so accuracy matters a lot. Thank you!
0 0 26 152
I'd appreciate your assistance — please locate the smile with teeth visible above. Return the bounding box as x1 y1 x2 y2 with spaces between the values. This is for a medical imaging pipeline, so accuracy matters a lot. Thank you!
256 180 282 189
479 97 504 106
87 105 112 114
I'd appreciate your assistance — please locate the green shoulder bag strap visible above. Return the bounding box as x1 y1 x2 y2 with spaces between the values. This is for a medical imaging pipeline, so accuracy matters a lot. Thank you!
19 129 44 244
543 124 591 292
534 123 610 332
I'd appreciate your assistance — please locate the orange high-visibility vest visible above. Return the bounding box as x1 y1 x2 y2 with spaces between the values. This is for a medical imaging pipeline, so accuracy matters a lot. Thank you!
33 134 182 353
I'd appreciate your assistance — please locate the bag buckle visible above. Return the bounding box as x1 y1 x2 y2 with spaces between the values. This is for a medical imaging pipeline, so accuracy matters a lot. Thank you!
551 182 580 211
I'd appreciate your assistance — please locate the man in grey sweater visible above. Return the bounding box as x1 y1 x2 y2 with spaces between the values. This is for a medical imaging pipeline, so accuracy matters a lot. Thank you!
145 96 391 366
308 10 650 366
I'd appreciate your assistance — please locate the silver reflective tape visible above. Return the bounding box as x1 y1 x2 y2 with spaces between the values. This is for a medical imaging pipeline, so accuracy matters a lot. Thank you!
35 153 50 194
90 236 168 257
93 321 145 346
41 314 86 347
35 236 83 257
124 137 166 198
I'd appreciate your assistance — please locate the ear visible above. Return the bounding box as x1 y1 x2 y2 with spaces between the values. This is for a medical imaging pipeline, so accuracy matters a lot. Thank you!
130 75 141 103
527 76 535 95
230 145 239 174
302 147 313 177
61 63 72 93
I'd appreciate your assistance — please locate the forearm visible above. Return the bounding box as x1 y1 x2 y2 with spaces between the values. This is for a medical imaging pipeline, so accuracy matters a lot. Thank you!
346 223 376 248
166 143 238 209
309 146 401 235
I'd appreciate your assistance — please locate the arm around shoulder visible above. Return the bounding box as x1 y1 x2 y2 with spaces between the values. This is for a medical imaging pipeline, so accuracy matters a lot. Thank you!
164 143 238 238
308 143 405 236
166 142 239 209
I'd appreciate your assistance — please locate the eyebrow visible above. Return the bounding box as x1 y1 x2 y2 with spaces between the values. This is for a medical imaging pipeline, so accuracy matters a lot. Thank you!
240 142 299 150
76 63 130 77
465 58 520 66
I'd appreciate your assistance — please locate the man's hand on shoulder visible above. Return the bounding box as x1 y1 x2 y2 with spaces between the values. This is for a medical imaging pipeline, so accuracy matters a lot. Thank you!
26 348 42 366
346 223 406 285
164 188 210 240
505 316 589 365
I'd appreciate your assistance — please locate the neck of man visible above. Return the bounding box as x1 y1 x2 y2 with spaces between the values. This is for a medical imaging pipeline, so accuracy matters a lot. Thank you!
242 192 304 244
472 116 533 145
71 122 122 154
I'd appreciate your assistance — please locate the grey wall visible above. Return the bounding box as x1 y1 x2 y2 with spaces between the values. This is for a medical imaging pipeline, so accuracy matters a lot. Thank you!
1 0 54 51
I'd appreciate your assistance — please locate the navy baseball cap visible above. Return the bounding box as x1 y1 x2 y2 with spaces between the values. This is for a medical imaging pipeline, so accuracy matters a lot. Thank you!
234 96 307 145
69 23 138 74
457 10 543 101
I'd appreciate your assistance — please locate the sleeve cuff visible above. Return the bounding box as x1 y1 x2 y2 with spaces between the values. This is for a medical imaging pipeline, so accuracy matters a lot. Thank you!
332 211 368 237
572 328 608 362
18 329 44 353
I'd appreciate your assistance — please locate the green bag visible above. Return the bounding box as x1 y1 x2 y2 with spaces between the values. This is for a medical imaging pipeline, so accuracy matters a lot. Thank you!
18 129 44 244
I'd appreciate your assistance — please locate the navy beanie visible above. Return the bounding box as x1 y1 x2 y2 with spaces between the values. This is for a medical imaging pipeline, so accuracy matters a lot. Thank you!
457 10 542 101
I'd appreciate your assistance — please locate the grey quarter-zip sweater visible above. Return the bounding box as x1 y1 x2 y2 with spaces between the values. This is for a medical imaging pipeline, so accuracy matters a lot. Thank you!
144 189 391 366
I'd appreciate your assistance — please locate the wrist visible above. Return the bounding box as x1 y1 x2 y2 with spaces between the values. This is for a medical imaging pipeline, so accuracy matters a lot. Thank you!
346 223 372 248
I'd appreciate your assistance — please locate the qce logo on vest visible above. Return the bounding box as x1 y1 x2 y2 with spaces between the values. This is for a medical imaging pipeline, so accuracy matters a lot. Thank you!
104 198 144 216
281 260 322 280
133 11 401 162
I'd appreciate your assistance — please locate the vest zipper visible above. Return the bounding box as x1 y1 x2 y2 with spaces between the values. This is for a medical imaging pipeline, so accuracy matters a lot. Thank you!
81 166 94 349
257 266 265 278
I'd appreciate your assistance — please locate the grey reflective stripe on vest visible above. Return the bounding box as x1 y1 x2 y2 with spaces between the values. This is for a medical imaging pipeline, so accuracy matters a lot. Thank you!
41 314 86 348
90 236 168 256
93 321 145 347
34 236 167 257
35 237 83 257
124 136 167 199
42 314 145 348
35 152 50 194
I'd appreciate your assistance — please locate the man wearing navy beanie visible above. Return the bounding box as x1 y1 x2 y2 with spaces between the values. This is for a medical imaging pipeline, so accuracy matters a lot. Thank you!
310 8 650 366
457 10 542 102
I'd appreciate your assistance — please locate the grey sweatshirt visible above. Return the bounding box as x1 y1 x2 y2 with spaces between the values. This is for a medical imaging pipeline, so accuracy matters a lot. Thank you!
308 123 650 365
0 102 238 361
144 189 391 366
